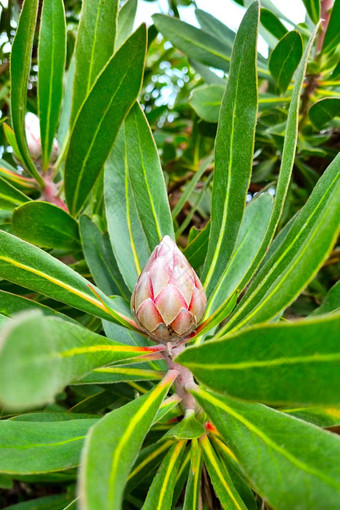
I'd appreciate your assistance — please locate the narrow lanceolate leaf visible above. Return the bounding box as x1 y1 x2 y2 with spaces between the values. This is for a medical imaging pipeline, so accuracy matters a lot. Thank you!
302 0 320 24
200 435 247 510
79 373 176 510
153 14 232 73
0 177 30 210
322 0 340 53
105 124 150 292
0 230 142 330
65 25 147 216
0 159 36 190
202 1 259 298
206 193 273 316
38 0 66 170
116 0 138 48
310 280 340 316
260 8 288 39
183 439 203 510
217 25 320 329
79 215 129 299
269 31 303 93
183 221 210 271
0 419 97 474
9 0 43 186
12 202 80 251
177 313 340 406
142 441 187 510
124 103 174 250
70 0 118 124
0 312 157 410
309 98 340 130
195 9 235 47
193 388 340 510
220 152 340 335
75 365 164 385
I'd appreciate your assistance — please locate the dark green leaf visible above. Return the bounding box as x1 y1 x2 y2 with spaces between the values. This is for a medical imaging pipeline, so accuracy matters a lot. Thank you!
200 435 246 509
260 8 288 39
311 281 340 316
269 31 303 92
142 440 187 510
79 374 175 510
177 313 340 406
323 0 340 53
194 387 340 510
124 102 174 250
79 215 129 298
0 312 156 410
9 0 43 186
201 1 259 298
70 0 118 124
12 202 80 250
0 419 97 474
2 494 69 510
302 0 320 24
38 0 66 170
65 25 147 216
183 221 210 271
195 9 235 47
183 439 203 510
0 177 30 210
309 98 340 130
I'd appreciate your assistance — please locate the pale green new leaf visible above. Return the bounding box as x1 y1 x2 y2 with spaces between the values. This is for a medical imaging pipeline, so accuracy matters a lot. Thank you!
0 312 156 410
78 374 175 510
193 388 340 510
202 1 259 298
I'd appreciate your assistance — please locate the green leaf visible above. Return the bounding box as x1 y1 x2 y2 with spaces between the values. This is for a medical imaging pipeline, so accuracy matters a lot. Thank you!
284 407 340 428
78 374 175 510
200 435 247 509
322 0 340 53
302 0 320 24
2 494 70 510
124 102 175 250
9 0 43 186
105 124 150 292
193 387 340 510
0 312 156 410
183 221 210 272
153 14 231 73
38 0 66 170
116 0 138 48
65 25 147 216
177 313 340 406
206 193 273 316
0 159 36 191
201 1 259 298
311 281 340 316
309 98 340 130
0 418 97 474
0 289 76 322
183 439 203 510
195 9 235 47
79 215 129 298
70 0 118 125
142 440 187 510
260 8 288 39
269 31 303 92
0 231 138 329
220 152 340 334
0 176 30 210
164 411 205 440
75 365 164 385
189 85 225 123
12 202 80 251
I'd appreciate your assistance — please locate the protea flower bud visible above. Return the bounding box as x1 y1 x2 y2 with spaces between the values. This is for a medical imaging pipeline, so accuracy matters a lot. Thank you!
25 112 59 163
131 236 206 342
